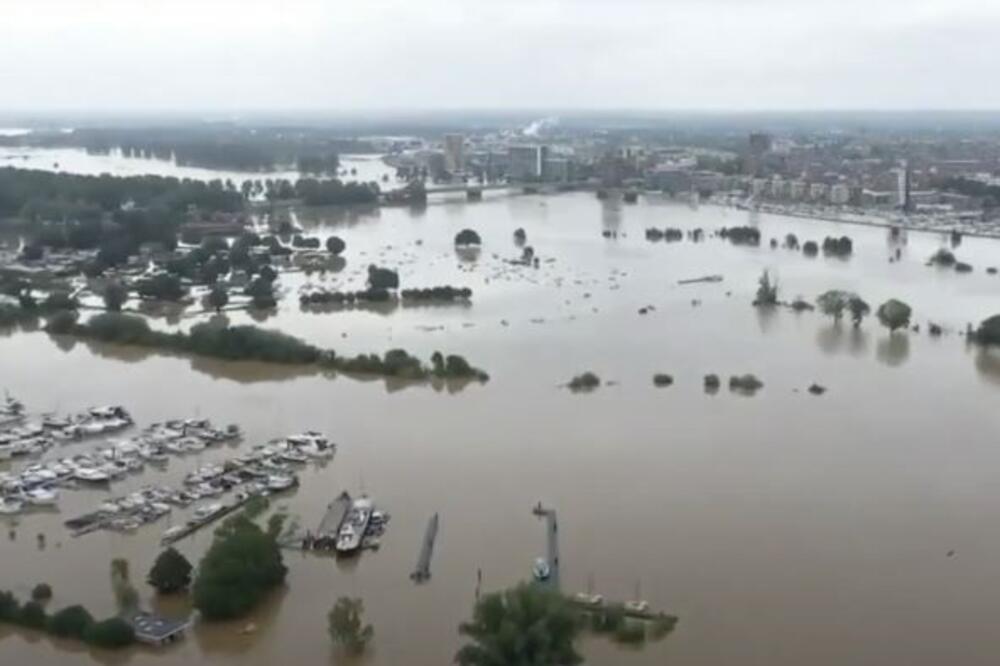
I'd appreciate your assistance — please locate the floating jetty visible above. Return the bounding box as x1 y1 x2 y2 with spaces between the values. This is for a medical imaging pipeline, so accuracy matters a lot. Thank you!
532 503 560 590
678 274 723 285
160 493 253 545
569 594 678 624
410 512 439 583
296 491 389 553
299 491 352 550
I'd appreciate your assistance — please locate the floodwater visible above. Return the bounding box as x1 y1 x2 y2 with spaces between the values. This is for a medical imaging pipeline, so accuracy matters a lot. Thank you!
4 191 1000 666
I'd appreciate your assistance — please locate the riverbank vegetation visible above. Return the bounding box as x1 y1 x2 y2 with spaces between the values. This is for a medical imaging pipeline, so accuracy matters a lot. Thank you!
300 285 472 306
193 514 287 620
0 589 136 649
147 547 193 594
456 584 582 666
568 371 601 391
328 597 374 655
40 310 488 382
876 299 912 333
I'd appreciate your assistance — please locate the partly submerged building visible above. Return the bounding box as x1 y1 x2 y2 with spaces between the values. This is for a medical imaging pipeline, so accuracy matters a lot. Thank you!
126 611 191 646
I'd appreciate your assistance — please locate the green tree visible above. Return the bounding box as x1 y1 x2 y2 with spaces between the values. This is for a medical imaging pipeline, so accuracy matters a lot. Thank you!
43 291 78 311
455 229 482 246
0 590 19 621
47 605 94 639
147 547 193 594
876 299 912 333
754 270 778 306
83 617 135 648
455 584 582 666
31 583 52 602
975 314 1000 345
816 290 849 321
207 285 229 313
328 597 374 654
192 515 287 620
18 600 47 629
136 273 185 301
110 558 139 613
367 264 399 290
326 235 346 256
102 281 128 312
847 295 870 328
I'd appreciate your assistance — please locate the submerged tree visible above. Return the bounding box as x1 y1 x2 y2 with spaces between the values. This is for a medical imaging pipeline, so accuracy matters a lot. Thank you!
325 235 346 256
207 285 229 313
328 597 374 654
847 295 870 328
754 270 778 306
147 547 193 594
876 299 912 333
192 515 287 620
816 290 850 322
102 281 128 312
110 558 139 614
455 584 582 666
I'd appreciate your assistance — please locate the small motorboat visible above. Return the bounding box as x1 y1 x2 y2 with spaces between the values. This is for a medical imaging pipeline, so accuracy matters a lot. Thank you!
532 557 551 581
267 474 296 492
0 496 25 515
23 487 59 506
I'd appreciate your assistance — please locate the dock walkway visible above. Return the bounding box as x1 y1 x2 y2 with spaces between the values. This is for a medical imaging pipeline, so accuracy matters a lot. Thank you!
410 512 439 582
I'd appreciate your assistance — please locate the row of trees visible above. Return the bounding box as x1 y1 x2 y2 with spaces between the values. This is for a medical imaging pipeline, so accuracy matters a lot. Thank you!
0 589 135 648
39 309 489 381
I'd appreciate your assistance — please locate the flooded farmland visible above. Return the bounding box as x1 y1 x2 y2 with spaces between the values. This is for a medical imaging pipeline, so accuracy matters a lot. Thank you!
4 190 1000 666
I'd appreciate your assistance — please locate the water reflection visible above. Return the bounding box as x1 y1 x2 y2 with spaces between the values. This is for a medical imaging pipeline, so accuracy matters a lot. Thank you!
295 204 380 230
754 303 779 334
600 199 622 232
847 327 870 356
193 587 288 656
816 322 845 355
973 346 1000 386
875 333 911 367
455 246 481 264
247 307 277 323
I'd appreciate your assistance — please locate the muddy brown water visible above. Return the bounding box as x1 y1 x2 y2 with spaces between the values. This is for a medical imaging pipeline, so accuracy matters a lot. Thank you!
3 192 1000 665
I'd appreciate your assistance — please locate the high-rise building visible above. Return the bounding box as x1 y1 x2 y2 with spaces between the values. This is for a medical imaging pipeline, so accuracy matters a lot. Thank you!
748 132 773 155
444 134 465 173
508 145 547 181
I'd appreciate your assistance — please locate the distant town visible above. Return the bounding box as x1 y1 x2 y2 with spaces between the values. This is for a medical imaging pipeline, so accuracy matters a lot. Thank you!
369 117 1000 236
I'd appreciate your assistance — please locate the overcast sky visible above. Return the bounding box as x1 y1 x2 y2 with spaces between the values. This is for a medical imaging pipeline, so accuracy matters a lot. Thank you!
2 0 998 112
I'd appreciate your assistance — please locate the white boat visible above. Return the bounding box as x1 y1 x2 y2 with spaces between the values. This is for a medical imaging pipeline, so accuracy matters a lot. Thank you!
0 496 24 514
532 557 551 581
162 525 186 540
572 592 604 607
623 600 650 614
336 497 373 553
267 474 297 492
23 487 58 506
191 503 223 523
74 467 111 484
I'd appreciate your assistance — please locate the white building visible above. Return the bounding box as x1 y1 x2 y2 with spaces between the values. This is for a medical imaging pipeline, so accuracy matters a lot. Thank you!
830 183 851 205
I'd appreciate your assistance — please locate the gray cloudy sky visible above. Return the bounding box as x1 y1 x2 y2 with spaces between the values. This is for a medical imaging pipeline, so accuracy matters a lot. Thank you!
2 0 998 111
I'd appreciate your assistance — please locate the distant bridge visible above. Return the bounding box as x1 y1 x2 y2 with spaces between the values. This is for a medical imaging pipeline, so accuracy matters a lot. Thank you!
382 180 591 203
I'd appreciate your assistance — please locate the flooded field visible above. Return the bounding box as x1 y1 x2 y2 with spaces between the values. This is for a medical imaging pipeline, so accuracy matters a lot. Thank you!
3 192 1000 665
0 146 393 185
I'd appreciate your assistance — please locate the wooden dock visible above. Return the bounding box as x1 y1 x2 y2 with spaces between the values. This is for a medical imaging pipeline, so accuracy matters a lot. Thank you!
161 496 250 546
533 503 560 591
